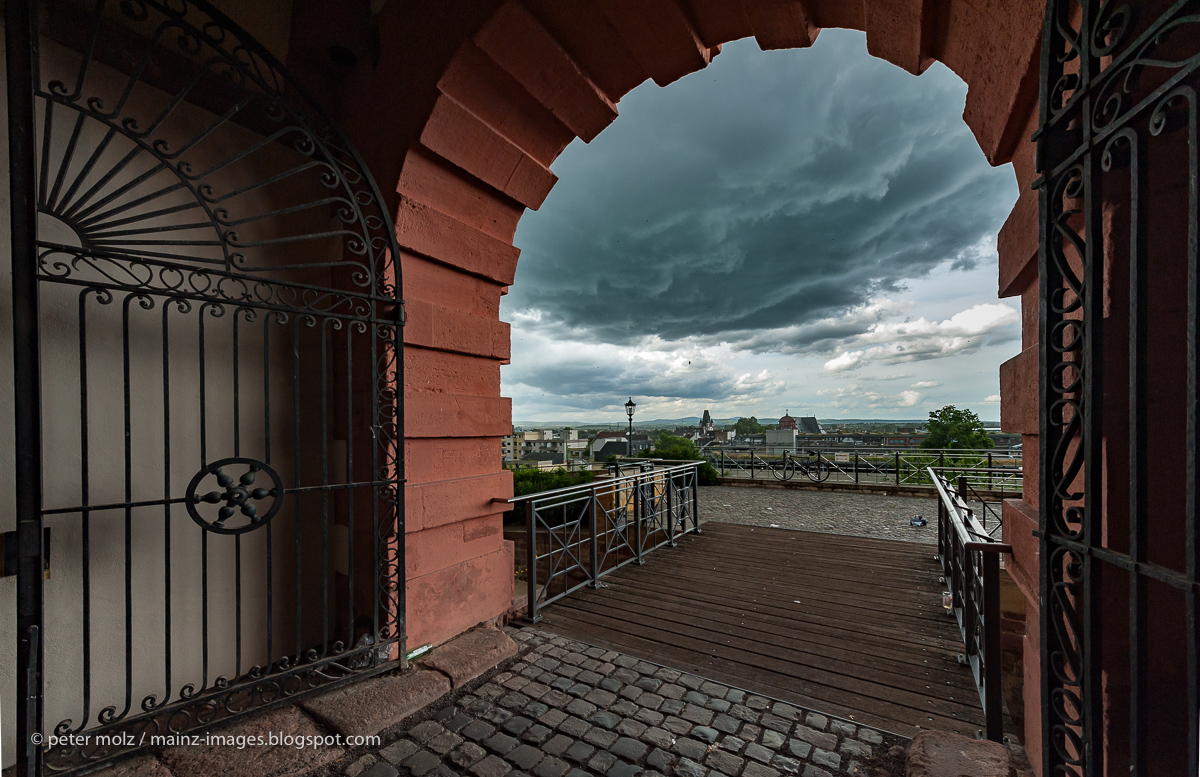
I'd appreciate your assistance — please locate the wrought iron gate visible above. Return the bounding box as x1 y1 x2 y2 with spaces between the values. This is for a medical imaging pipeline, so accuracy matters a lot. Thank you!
6 0 405 773
1037 0 1198 774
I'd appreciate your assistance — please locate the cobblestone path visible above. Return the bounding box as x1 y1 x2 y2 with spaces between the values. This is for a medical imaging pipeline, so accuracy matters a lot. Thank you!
697 487 992 545
327 628 906 777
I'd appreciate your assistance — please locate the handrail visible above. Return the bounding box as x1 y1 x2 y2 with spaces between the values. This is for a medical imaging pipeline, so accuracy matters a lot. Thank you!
517 460 702 622
503 459 702 504
710 448 1023 495
929 466 1009 742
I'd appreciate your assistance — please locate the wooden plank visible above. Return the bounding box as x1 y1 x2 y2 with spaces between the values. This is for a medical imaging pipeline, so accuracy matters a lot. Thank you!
536 522 988 738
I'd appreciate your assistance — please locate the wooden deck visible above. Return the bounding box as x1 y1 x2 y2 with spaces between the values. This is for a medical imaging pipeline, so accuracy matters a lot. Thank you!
531 522 987 738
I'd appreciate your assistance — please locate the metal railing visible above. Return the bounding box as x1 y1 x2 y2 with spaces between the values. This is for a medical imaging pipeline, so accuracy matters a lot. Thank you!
507 460 702 622
710 446 1023 496
929 467 1011 741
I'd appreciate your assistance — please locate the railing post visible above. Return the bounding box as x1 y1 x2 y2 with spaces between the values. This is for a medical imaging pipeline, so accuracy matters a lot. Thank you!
667 473 676 546
692 464 701 533
958 475 969 501
987 451 993 491
982 550 1003 741
588 489 600 587
526 501 540 622
894 451 900 485
634 474 644 564
750 452 755 480
720 449 725 477
853 452 859 484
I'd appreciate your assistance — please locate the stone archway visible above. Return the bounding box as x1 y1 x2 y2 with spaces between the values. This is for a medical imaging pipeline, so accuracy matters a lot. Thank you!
289 0 1046 762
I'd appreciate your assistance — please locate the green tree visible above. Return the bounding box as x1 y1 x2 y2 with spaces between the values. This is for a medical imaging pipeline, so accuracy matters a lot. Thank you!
920 405 994 450
733 416 765 436
644 433 719 486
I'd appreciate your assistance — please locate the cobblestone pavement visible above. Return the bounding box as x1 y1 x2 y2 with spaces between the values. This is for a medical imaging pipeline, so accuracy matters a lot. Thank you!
328 627 906 777
697 487 990 545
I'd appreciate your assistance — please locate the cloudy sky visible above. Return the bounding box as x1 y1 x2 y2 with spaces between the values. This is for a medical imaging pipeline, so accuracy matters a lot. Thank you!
501 31 1020 425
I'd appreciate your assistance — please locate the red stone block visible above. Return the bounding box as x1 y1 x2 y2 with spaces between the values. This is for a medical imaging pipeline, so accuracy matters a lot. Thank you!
421 94 558 210
950 0 1042 164
998 186 1038 298
864 0 925 75
405 438 500 484
406 515 503 579
524 0 649 103
1002 498 1039 604
395 195 520 285
405 392 513 440
397 146 524 243
1022 602 1042 776
402 300 511 360
742 0 818 50
681 0 752 48
1022 434 1039 507
406 471 512 533
405 347 501 396
440 42 576 167
420 625 518 688
999 346 1037 435
1021 282 1038 350
406 545 515 647
404 251 503 319
602 0 712 87
475 2 618 143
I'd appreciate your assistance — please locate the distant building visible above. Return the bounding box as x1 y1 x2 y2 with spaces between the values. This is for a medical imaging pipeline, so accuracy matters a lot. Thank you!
699 409 714 435
797 416 824 434
765 428 797 448
517 452 564 470
591 436 651 461
778 411 797 431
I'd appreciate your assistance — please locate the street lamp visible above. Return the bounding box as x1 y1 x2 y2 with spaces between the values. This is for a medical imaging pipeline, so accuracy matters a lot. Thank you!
625 397 636 457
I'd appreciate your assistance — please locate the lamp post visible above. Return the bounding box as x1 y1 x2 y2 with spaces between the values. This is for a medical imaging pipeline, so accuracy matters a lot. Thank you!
625 397 636 457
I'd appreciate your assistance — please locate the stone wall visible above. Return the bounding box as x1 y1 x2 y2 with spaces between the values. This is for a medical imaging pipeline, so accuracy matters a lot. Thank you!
280 0 1047 760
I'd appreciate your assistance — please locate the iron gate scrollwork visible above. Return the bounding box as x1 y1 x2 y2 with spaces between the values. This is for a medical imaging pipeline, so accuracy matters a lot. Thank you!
6 0 406 773
1036 0 1199 775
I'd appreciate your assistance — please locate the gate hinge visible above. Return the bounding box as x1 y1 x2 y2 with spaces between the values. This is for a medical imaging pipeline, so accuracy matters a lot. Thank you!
398 299 407 326
0 527 51 579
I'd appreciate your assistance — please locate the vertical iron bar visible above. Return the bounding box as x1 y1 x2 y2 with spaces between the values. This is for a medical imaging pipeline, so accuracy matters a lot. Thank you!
1126 123 1149 777
854 453 859 484
320 321 330 655
121 296 135 719
983 550 1003 741
634 473 643 564
346 323 355 649
894 451 900 485
8 0 44 770
77 293 93 731
1184 85 1200 777
691 466 700 533
161 304 172 707
526 501 539 622
667 473 675 547
1080 12 1106 770
589 489 599 586
263 316 272 666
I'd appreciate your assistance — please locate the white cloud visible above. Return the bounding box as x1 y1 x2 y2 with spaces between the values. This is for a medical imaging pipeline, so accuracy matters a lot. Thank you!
821 303 1018 373
982 394 1001 403
910 380 943 388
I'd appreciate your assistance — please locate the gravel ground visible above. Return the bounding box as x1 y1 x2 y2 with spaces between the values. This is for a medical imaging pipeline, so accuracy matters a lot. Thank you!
697 486 982 545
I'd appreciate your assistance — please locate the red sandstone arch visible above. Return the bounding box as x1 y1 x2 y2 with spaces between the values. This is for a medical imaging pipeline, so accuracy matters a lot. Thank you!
295 0 1044 760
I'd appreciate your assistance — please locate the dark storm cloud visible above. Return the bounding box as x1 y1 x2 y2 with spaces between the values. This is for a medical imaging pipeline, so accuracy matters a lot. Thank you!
505 31 1018 348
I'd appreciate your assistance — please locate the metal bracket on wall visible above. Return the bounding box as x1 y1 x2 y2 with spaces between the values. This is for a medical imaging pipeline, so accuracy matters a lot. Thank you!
0 527 50 579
